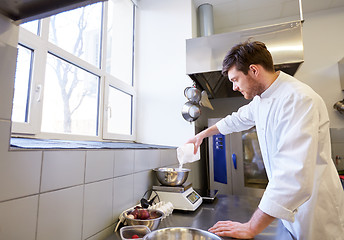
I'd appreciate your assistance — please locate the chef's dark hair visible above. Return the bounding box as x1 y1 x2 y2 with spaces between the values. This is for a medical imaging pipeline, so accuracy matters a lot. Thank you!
222 40 275 76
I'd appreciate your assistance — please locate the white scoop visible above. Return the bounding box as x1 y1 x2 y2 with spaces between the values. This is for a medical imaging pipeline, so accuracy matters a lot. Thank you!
177 143 200 168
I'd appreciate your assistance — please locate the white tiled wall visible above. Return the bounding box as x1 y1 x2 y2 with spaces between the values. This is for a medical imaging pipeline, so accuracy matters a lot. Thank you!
114 150 134 177
134 149 161 172
0 121 42 202
113 174 134 219
37 186 84 240
83 179 113 239
41 151 86 192
0 146 178 240
0 195 38 240
86 150 114 182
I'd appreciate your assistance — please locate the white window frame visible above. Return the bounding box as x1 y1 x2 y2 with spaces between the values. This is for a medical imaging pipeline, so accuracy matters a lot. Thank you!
103 76 136 141
11 0 136 142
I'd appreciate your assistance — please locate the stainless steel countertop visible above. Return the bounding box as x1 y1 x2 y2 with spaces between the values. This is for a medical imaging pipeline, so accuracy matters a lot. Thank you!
106 194 293 240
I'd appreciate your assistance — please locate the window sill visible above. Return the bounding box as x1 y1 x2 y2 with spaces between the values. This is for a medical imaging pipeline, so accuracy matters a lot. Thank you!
10 137 175 150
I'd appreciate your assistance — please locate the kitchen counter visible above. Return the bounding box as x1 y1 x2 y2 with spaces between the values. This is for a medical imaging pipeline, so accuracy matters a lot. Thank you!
105 194 293 240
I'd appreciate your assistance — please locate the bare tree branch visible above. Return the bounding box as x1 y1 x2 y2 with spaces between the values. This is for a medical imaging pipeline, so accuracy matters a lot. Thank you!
71 90 89 116
50 5 97 133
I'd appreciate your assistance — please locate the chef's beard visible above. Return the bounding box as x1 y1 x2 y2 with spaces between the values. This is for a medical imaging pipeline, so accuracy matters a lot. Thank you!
242 75 266 100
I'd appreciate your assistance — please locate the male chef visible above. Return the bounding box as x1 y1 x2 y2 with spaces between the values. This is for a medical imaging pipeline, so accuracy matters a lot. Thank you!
187 40 344 239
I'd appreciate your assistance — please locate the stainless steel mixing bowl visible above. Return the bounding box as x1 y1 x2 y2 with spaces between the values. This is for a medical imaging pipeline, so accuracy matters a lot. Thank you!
153 168 190 186
143 227 222 240
123 209 164 231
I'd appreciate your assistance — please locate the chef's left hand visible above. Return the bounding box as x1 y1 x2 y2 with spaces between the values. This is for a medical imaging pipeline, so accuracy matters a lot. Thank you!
208 220 255 239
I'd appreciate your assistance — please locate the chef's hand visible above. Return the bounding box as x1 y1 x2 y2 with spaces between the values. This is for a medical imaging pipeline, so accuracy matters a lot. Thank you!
186 124 220 154
186 134 203 154
209 208 275 239
208 220 254 239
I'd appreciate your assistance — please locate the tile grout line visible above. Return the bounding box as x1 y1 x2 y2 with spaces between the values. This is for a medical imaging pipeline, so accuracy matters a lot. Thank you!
81 151 87 240
0 173 143 204
0 149 176 204
112 151 115 224
35 151 44 240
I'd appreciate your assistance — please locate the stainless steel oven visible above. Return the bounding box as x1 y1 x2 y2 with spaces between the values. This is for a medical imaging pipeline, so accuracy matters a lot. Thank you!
208 118 268 197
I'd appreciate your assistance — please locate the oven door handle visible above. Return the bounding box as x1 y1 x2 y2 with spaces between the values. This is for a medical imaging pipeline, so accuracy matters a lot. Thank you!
232 153 237 170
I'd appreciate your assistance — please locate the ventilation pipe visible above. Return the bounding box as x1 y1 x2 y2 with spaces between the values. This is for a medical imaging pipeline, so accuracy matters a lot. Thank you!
198 3 214 37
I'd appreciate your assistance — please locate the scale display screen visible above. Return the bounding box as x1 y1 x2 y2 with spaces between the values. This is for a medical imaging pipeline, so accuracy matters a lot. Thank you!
186 191 200 204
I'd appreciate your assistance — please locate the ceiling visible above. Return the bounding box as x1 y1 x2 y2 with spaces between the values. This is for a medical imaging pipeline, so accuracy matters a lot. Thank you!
1 0 343 26
0 0 105 23
193 0 344 33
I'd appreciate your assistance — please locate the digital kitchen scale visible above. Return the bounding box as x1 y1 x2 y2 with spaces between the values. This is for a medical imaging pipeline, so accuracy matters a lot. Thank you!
152 182 202 211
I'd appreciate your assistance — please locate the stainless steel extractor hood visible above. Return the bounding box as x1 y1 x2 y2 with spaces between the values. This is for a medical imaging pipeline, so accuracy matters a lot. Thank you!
186 20 304 99
0 0 106 23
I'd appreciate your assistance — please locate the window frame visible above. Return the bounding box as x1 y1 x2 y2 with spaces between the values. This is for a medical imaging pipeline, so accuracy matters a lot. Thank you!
11 0 136 142
103 76 136 141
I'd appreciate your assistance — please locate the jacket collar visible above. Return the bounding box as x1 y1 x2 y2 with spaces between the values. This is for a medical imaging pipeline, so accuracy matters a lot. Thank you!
260 71 284 99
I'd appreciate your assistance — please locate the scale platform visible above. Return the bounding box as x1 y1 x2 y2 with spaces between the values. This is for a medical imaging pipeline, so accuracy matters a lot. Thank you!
194 188 219 202
152 182 202 211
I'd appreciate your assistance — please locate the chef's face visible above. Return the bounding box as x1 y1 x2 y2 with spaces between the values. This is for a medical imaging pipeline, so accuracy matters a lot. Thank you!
227 66 265 99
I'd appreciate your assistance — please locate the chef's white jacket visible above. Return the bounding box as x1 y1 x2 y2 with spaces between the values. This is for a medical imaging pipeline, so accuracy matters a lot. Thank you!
216 71 344 240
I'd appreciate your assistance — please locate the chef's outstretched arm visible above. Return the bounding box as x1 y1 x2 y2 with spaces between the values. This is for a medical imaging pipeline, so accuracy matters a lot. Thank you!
208 208 275 239
186 124 220 154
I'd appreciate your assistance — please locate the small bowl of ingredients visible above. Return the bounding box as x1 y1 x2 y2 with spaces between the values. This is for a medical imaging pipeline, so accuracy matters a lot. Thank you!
120 225 151 240
124 207 164 231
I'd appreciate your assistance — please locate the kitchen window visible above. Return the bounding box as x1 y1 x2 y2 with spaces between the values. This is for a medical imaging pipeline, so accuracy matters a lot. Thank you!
12 44 33 124
11 0 136 142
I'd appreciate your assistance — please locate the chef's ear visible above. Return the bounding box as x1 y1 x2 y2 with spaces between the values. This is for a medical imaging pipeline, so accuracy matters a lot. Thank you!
249 64 259 76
